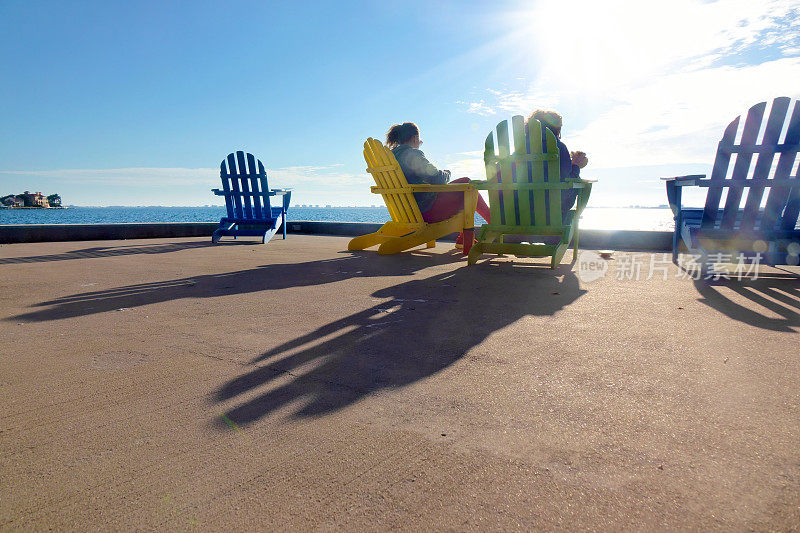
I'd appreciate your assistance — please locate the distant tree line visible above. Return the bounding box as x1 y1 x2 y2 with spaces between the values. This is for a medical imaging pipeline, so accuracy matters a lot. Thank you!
0 192 61 207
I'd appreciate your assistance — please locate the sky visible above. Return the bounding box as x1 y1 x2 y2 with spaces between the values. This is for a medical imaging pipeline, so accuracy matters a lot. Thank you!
1 0 799 207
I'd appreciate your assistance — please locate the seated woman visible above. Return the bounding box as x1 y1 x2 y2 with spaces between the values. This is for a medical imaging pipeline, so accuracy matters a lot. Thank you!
528 109 588 213
386 122 491 244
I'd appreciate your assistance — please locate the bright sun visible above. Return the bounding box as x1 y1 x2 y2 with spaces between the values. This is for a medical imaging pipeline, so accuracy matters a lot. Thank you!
505 0 718 93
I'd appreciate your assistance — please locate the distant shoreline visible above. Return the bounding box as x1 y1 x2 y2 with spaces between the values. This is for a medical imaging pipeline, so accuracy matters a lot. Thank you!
37 205 671 210
0 206 66 209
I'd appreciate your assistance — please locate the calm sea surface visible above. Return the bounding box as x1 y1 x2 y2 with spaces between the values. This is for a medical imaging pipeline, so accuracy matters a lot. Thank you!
0 206 675 231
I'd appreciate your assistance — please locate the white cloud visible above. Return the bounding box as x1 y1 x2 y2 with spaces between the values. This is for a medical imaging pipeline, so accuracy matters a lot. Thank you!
521 0 800 92
269 165 371 188
570 58 800 169
458 88 560 117
0 164 370 189
0 167 219 186
455 0 800 177
457 100 495 116
455 150 483 157
443 156 485 179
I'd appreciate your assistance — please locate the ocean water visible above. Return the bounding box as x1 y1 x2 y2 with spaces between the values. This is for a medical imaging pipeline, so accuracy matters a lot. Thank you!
0 206 676 231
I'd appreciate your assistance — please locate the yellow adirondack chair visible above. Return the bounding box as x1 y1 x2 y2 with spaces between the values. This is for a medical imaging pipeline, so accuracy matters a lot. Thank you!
348 138 479 255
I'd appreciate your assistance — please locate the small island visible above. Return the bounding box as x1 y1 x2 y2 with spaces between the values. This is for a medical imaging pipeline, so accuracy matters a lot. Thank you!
0 191 63 209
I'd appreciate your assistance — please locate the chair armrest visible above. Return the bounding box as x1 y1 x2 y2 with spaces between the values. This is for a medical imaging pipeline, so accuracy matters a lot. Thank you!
409 183 475 192
663 176 704 218
473 182 582 191
574 181 593 215
662 174 705 186
212 189 224 195
269 189 292 196
370 183 476 194
471 179 593 190
695 178 800 188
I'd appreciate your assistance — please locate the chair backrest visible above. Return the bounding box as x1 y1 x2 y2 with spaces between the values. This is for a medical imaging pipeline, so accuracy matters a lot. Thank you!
363 138 424 225
484 116 565 228
219 151 273 220
702 97 800 233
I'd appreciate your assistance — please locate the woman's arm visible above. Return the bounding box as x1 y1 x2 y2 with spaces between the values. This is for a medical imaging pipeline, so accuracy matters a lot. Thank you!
558 142 585 180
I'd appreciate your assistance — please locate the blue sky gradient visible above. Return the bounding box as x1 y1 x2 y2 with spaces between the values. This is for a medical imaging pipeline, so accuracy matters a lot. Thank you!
2 0 799 206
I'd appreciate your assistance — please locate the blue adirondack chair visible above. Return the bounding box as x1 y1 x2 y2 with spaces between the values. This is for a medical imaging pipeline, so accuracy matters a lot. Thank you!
211 151 291 244
665 97 800 267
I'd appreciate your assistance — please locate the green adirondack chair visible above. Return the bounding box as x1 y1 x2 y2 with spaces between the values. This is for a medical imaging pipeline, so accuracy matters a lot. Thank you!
468 116 594 268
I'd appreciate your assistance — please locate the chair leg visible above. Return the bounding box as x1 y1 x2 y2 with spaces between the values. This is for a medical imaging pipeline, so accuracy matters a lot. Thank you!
698 250 710 277
461 228 474 255
262 225 279 244
672 227 680 264
211 222 235 244
552 243 569 269
378 221 459 255
467 227 493 265
348 232 387 251
467 243 483 265
378 234 428 255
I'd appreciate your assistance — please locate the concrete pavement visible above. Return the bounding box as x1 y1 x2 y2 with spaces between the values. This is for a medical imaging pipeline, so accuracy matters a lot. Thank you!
1 236 798 530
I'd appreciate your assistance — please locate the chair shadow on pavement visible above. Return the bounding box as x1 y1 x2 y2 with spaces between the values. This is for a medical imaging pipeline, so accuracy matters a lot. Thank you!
694 272 800 332
0 240 221 265
214 261 586 427
9 250 470 322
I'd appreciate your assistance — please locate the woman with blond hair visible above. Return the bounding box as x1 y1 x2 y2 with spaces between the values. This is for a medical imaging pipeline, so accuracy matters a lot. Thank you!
505 110 589 246
528 109 588 212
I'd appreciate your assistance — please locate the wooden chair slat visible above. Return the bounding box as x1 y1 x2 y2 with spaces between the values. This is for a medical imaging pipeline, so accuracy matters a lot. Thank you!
715 101 766 229
373 138 421 222
765 100 800 230
375 143 407 222
544 125 562 227
226 153 244 219
367 139 403 221
702 116 740 228
741 98 790 230
512 115 532 227
526 120 548 227
781 180 800 231
779 107 800 230
496 121 517 226
219 159 234 219
484 133 502 225
388 143 423 223
729 143 800 153
246 152 264 219
367 138 421 223
236 151 254 220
